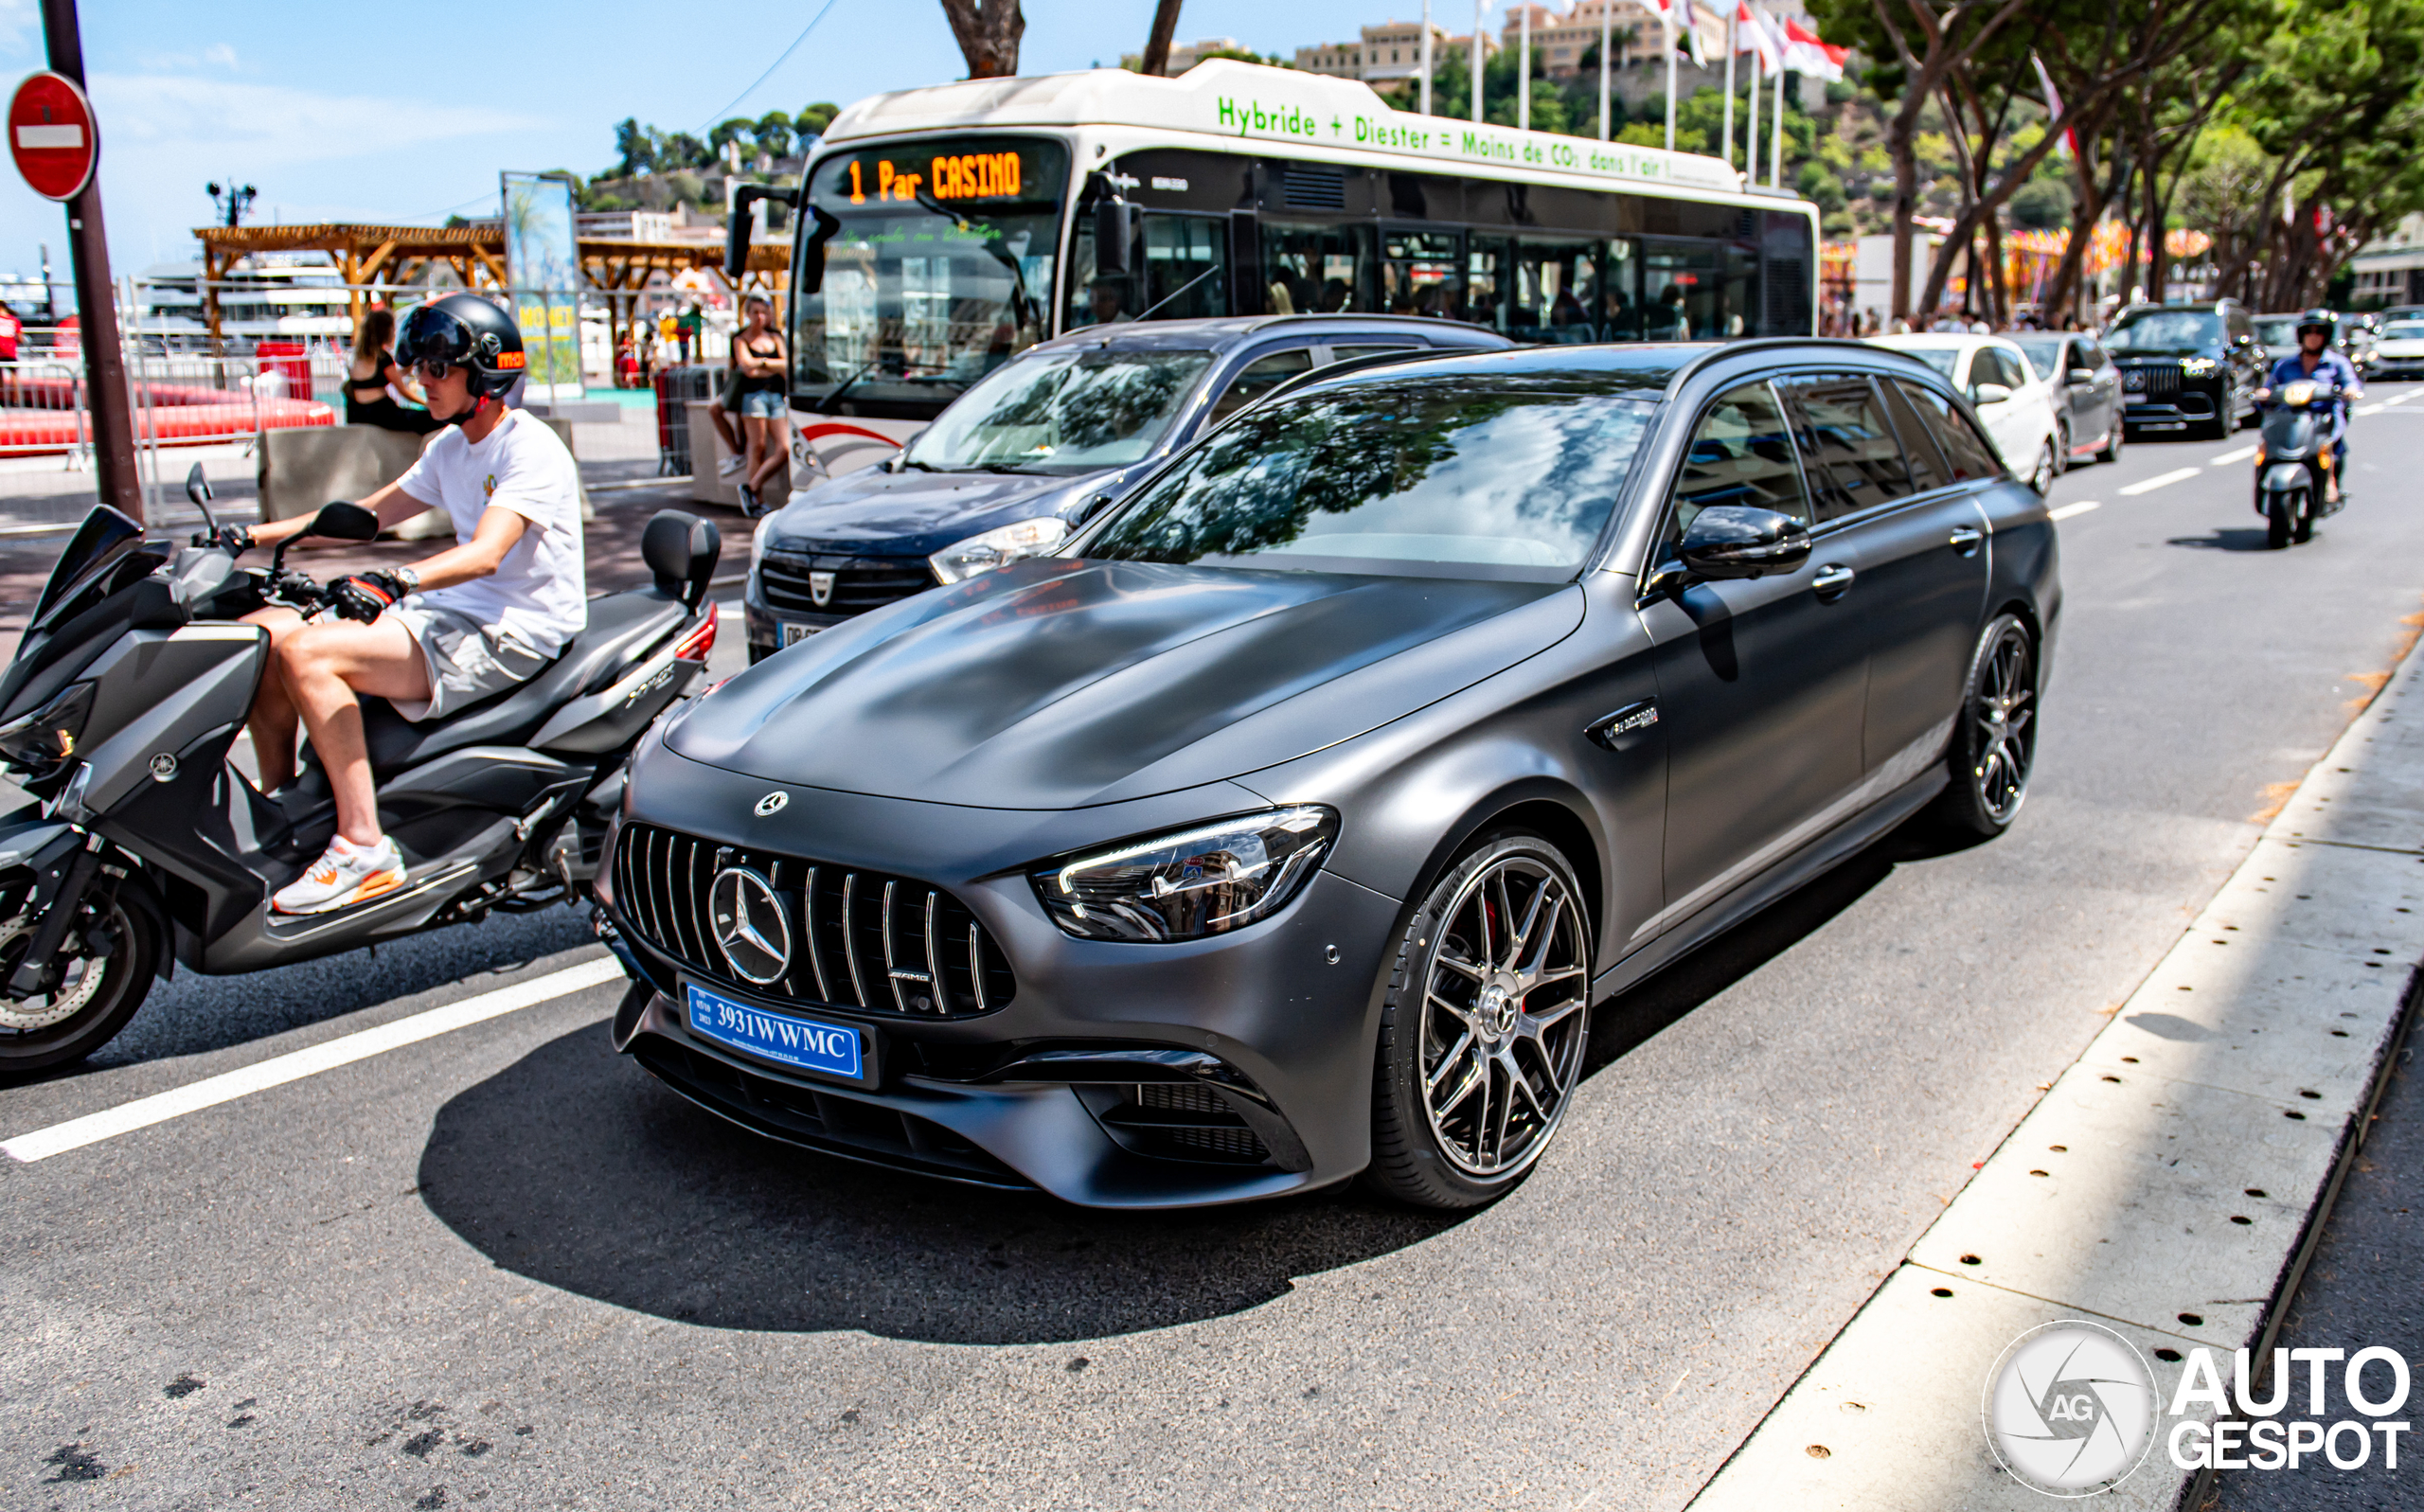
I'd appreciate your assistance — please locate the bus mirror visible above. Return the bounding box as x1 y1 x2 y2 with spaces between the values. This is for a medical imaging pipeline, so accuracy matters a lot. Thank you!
1096 198 1142 275
796 205 840 297
725 184 800 280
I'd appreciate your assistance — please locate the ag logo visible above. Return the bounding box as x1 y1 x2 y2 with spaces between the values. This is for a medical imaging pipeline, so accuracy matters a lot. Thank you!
1984 1321 2158 1496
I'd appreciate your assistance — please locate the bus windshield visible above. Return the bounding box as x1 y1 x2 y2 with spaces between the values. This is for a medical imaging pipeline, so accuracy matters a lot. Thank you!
794 135 1070 418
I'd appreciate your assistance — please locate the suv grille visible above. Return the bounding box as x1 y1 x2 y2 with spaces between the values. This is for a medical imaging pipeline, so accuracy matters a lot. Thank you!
613 822 1014 1017
759 552 936 617
2125 362 2181 398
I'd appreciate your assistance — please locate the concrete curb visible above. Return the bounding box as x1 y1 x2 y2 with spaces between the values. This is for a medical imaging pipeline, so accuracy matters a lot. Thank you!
1684 631 2424 1510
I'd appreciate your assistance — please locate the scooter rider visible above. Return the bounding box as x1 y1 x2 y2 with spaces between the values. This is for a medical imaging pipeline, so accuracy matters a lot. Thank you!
238 294 588 914
2255 309 2362 506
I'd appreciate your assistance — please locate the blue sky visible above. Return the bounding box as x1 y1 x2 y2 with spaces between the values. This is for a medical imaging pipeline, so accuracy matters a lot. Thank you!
0 0 1476 282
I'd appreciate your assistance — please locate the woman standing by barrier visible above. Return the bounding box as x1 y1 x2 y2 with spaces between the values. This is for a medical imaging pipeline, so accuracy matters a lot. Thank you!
733 293 789 515
345 308 440 436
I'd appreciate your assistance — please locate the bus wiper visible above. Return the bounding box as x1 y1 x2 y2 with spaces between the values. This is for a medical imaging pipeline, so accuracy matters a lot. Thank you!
815 358 883 415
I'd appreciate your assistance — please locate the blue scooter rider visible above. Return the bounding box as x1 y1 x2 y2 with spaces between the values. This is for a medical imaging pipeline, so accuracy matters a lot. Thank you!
2254 309 2362 507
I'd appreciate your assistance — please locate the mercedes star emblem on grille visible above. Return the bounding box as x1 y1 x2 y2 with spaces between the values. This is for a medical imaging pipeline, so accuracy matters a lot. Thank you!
810 571 836 607
2123 370 2146 391
755 792 788 816
709 866 793 985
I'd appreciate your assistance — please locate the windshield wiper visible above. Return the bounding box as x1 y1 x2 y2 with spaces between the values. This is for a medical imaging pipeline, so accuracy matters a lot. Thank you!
815 357 883 415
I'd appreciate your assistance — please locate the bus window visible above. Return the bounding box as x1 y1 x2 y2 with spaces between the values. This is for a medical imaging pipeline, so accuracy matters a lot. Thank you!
1512 240 1600 345
1644 243 1720 340
1143 214 1228 320
1383 230 1461 319
1465 240 1507 330
1720 244 1757 339
1262 222 1375 315
1601 239 1644 342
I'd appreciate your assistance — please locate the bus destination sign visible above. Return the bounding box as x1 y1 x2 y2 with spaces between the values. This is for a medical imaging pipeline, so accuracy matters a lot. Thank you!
843 148 1028 205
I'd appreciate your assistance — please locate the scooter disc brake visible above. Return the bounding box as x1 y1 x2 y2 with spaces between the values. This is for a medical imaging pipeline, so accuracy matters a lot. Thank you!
0 917 108 1032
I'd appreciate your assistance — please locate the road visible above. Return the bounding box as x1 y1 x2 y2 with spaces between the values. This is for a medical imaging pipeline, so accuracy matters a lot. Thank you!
6 396 2424 1511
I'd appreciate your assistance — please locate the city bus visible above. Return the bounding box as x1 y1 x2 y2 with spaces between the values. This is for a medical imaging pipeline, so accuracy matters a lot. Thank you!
783 59 1820 470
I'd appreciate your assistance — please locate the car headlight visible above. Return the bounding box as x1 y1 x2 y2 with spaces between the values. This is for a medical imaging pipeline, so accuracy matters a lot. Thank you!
749 516 777 577
2181 357 2219 374
929 516 1068 585
0 681 95 781
1032 806 1339 942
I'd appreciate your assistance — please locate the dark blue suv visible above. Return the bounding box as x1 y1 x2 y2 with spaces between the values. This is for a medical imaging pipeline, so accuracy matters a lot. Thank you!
742 315 1510 661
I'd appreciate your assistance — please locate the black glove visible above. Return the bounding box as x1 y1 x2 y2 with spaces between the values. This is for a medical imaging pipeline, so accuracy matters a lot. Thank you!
191 523 253 554
326 569 408 623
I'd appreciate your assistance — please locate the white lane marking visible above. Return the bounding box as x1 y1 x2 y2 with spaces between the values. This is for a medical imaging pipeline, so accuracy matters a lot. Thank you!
1 957 624 1164
2118 467 2201 496
2210 445 2257 465
2047 500 2101 522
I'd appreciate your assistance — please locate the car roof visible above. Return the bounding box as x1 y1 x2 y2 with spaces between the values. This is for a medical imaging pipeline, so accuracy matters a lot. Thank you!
1867 332 2021 349
1018 313 1514 357
1273 337 1957 403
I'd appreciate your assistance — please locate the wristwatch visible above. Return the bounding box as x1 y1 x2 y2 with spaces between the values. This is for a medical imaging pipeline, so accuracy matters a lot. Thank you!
394 566 420 596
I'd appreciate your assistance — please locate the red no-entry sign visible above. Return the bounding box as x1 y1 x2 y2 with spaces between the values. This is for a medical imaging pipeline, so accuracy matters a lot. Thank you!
9 70 98 201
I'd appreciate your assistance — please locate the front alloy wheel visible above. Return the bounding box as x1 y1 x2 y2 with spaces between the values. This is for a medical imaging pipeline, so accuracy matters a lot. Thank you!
1367 835 1593 1209
0 874 159 1074
1935 615 2039 838
2029 439 2059 495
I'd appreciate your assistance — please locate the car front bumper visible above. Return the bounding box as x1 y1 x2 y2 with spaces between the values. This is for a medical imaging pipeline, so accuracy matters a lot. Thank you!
601 741 1408 1209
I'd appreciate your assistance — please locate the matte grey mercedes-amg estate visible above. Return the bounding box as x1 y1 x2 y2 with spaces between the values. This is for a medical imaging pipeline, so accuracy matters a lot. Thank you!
598 339 2059 1211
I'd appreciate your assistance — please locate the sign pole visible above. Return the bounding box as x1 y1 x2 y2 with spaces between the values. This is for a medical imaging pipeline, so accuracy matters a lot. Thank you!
34 0 140 524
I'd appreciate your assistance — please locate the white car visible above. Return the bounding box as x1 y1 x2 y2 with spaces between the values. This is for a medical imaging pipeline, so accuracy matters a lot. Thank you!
2372 317 2424 380
1865 334 2065 492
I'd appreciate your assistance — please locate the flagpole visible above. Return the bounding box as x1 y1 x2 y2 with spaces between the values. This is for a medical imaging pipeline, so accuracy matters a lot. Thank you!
1597 0 1612 140
1520 3 1531 130
1664 6 1675 151
1745 43 1760 186
1421 0 1434 116
1772 60 1784 189
1721 9 1736 171
1472 0 1485 124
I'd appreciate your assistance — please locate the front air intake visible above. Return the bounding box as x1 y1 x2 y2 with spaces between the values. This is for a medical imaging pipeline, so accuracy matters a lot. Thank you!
612 822 1014 1017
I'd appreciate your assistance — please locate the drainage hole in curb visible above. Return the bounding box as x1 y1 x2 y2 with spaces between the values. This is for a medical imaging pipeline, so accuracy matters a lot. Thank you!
1806 1445 1831 1460
2300 1089 2323 1099
1930 1288 1953 1298
2178 986 2194 991
2100 1075 2123 1083
2231 1216 2254 1226
2028 1169 2051 1178
2179 1312 2204 1326
2048 1145 2067 1152
2286 1111 2308 1121
2245 1188 2268 1198
2333 1030 2350 1038
2298 895 2313 900
2122 1056 2140 1063
2155 1348 2184 1363
1959 1254 1982 1265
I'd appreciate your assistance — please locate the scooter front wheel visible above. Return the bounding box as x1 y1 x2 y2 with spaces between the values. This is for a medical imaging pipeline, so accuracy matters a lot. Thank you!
0 875 159 1076
2266 492 2294 550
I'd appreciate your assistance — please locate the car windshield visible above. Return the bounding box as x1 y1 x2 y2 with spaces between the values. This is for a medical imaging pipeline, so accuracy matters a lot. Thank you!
1899 347 1961 379
2385 321 2424 339
1081 377 1656 582
2253 318 2297 347
2106 311 2224 354
2005 335 2066 380
900 348 1214 472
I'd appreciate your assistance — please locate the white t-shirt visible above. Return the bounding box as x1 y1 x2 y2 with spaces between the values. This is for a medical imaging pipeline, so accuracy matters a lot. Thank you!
395 409 588 656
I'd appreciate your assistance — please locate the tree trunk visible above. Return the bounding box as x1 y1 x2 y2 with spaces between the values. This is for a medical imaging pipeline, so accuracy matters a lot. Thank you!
1140 0 1184 75
937 0 1025 78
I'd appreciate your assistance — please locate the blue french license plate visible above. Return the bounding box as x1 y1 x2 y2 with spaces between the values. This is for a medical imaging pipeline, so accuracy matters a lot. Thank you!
685 981 865 1082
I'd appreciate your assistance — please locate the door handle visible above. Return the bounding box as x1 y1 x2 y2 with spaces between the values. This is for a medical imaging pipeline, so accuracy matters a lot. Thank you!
1949 526 1984 556
1811 563 1856 597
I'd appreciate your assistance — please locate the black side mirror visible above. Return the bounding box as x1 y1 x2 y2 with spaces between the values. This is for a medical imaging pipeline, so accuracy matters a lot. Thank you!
308 502 379 543
1095 195 1141 275
1076 492 1115 525
725 183 800 281
183 462 220 538
1676 505 1812 580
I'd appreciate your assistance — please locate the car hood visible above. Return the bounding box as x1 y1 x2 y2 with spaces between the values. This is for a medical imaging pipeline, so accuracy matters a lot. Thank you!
669 559 1584 809
767 463 1142 557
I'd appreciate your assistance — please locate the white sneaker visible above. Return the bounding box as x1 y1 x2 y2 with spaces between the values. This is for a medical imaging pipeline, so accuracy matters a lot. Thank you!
717 454 746 477
273 835 406 915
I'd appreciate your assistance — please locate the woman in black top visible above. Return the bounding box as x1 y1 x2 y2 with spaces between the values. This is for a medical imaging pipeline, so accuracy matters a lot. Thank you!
732 293 789 514
345 308 440 436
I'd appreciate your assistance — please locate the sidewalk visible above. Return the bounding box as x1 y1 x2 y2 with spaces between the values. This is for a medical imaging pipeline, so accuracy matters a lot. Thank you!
1687 627 2424 1510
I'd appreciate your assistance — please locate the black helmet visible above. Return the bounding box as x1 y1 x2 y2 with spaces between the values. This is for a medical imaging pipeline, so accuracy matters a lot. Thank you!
2296 308 2336 341
397 294 526 401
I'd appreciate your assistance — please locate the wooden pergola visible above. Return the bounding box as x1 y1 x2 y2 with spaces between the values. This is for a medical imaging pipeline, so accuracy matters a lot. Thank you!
192 222 791 355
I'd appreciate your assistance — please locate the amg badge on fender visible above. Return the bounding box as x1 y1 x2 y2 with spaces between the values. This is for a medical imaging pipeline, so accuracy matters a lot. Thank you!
1586 700 1660 750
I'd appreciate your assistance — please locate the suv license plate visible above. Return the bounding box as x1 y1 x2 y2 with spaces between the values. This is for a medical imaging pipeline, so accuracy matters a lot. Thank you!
685 980 872 1085
782 622 819 646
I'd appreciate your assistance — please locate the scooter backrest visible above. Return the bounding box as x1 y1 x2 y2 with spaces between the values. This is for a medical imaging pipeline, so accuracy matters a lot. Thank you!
641 510 721 610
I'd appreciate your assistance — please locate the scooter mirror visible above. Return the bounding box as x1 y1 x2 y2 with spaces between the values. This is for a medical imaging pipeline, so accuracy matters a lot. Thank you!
184 462 213 507
309 502 380 543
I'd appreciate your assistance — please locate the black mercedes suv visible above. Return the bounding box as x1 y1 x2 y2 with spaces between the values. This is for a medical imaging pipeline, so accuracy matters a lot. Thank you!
2105 299 2265 439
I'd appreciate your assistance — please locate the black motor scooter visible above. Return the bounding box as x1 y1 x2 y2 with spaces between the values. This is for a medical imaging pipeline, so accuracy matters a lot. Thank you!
0 465 721 1071
2254 377 2347 549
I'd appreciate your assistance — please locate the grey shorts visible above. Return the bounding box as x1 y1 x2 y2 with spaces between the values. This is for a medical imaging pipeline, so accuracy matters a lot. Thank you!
386 602 548 722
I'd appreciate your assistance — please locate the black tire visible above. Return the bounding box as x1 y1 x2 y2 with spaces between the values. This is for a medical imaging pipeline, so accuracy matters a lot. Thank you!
1365 832 1593 1210
0 876 160 1075
2095 419 2123 464
2027 440 2058 495
2293 489 2317 543
2053 420 2072 475
1934 615 2040 839
2266 493 2293 550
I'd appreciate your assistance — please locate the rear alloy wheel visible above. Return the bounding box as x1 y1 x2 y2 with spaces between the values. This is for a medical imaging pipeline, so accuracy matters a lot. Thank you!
2054 420 2072 475
0 875 159 1075
1367 834 1593 1209
2095 420 2124 464
1934 615 2040 838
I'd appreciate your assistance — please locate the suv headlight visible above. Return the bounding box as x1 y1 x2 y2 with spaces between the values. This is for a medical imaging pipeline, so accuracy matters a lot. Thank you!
0 681 95 781
2181 356 2219 373
749 516 777 577
930 517 1068 585
1032 807 1339 942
